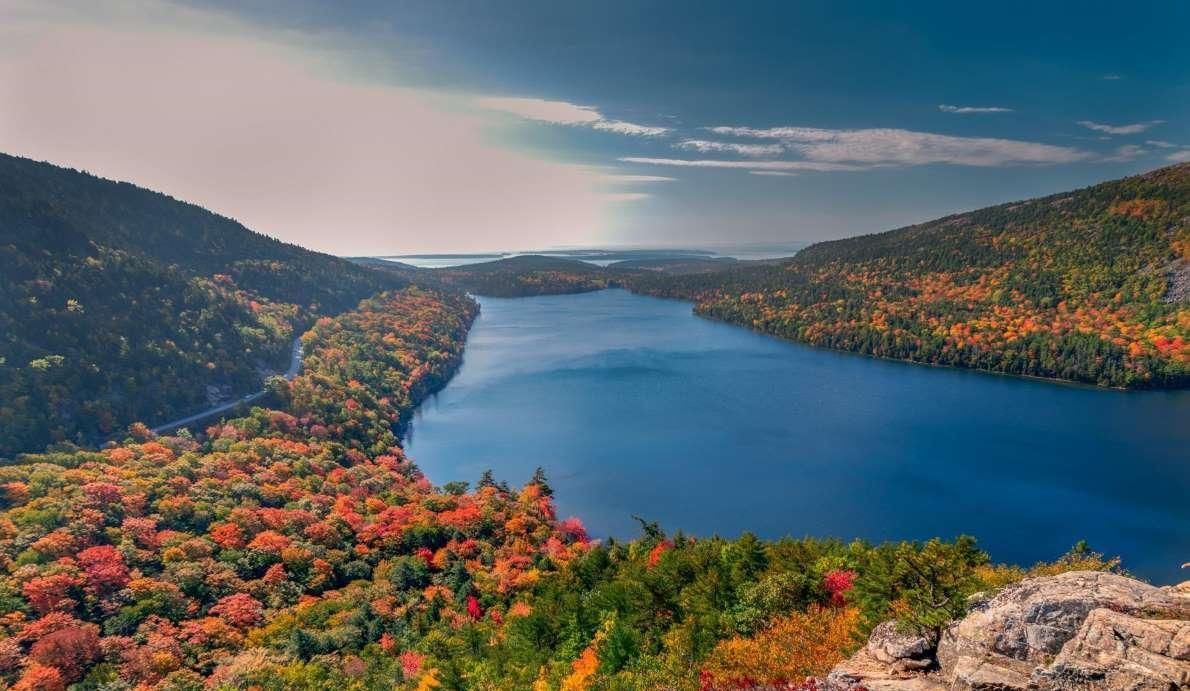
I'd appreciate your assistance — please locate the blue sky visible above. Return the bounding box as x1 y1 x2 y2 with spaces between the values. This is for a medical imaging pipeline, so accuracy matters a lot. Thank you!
2 1 1187 253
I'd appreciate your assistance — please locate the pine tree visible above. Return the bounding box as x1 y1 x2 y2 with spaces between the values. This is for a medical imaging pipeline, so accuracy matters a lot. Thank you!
530 466 553 497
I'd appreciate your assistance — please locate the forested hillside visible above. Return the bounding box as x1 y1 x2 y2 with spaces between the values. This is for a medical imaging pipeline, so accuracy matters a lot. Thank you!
0 287 1122 690
435 256 610 297
0 154 411 457
628 164 1190 388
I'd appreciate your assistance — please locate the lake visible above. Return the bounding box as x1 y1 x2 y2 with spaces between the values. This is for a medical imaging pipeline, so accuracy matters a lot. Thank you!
405 289 1190 583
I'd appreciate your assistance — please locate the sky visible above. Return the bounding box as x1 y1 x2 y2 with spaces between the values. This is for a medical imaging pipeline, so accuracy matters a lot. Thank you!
1 0 1187 255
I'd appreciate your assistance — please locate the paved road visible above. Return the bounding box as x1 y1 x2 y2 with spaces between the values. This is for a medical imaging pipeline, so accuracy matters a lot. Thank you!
150 337 304 435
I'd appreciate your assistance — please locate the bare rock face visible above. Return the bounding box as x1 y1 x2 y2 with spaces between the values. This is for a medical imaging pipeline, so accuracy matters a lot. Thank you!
937 571 1188 689
824 571 1190 691
1037 608 1189 689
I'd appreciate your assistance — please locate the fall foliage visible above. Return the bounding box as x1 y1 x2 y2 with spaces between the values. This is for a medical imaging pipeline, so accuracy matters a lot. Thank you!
625 164 1190 388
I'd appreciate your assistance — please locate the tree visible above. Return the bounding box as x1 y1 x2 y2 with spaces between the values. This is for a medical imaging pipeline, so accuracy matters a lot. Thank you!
853 536 987 638
209 593 263 630
529 467 553 497
28 624 101 683
77 545 129 596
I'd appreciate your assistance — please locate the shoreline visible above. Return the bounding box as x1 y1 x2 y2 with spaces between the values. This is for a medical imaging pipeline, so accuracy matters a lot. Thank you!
470 286 1183 394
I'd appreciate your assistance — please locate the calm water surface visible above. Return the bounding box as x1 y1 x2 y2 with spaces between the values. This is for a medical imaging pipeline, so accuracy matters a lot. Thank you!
405 289 1190 583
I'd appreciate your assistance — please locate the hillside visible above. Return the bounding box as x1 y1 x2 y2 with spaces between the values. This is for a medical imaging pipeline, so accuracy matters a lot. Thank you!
435 255 610 296
628 164 1190 388
0 154 410 458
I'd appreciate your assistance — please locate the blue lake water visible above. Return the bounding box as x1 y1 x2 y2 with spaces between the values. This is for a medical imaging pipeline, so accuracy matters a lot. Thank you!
405 289 1190 583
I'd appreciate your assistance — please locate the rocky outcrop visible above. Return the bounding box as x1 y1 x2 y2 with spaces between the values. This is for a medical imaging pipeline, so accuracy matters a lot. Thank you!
825 571 1190 690
1163 258 1190 303
826 620 946 690
1037 608 1189 689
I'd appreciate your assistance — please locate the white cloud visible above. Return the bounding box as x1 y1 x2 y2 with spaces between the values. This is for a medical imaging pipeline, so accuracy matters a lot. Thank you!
707 126 836 140
599 174 677 183
1168 150 1190 163
938 104 1014 114
1077 120 1164 135
676 140 784 156
0 1 616 254
1102 74 1123 80
1146 140 1180 149
748 171 797 177
591 120 670 136
474 96 601 124
619 158 865 172
702 126 1089 167
1103 145 1147 162
475 97 669 136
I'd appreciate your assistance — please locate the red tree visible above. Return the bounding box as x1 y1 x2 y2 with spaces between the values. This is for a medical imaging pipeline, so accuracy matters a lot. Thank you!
12 662 65 691
209 593 264 630
466 594 483 620
823 569 856 607
23 574 81 615
77 545 129 595
28 624 101 683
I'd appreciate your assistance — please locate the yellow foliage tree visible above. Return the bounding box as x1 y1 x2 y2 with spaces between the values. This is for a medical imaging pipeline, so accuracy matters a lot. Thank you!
560 619 611 691
701 606 859 687
415 667 440 691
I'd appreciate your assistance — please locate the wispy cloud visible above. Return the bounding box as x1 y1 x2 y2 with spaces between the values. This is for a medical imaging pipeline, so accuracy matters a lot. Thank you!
1102 74 1123 81
599 174 677 183
476 96 669 136
474 96 601 124
938 104 1014 114
1141 140 1190 162
1076 120 1164 135
702 126 1090 167
748 170 797 177
592 120 670 136
676 140 784 156
619 158 866 172
1102 144 1147 162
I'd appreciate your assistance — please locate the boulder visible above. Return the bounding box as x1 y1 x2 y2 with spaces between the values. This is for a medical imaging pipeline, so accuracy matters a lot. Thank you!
826 621 943 690
823 571 1190 691
866 621 935 666
1036 608 1189 689
935 571 1188 689
825 649 946 690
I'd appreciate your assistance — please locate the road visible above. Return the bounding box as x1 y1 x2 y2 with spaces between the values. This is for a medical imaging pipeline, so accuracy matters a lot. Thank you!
150 337 304 435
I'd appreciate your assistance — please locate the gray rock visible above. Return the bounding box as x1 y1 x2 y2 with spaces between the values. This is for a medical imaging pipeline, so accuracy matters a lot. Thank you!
867 621 935 665
935 571 1189 689
822 572 1190 691
1036 608 1189 690
825 645 946 691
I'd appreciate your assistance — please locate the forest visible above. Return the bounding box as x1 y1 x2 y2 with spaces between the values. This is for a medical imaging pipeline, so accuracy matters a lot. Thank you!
624 164 1190 389
0 154 414 457
0 287 1122 691
434 256 611 297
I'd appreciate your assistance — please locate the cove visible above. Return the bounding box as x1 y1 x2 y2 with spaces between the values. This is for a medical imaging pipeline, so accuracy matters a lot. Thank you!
405 289 1190 583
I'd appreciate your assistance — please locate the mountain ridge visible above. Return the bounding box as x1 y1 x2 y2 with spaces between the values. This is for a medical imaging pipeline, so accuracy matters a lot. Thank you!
0 153 410 457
